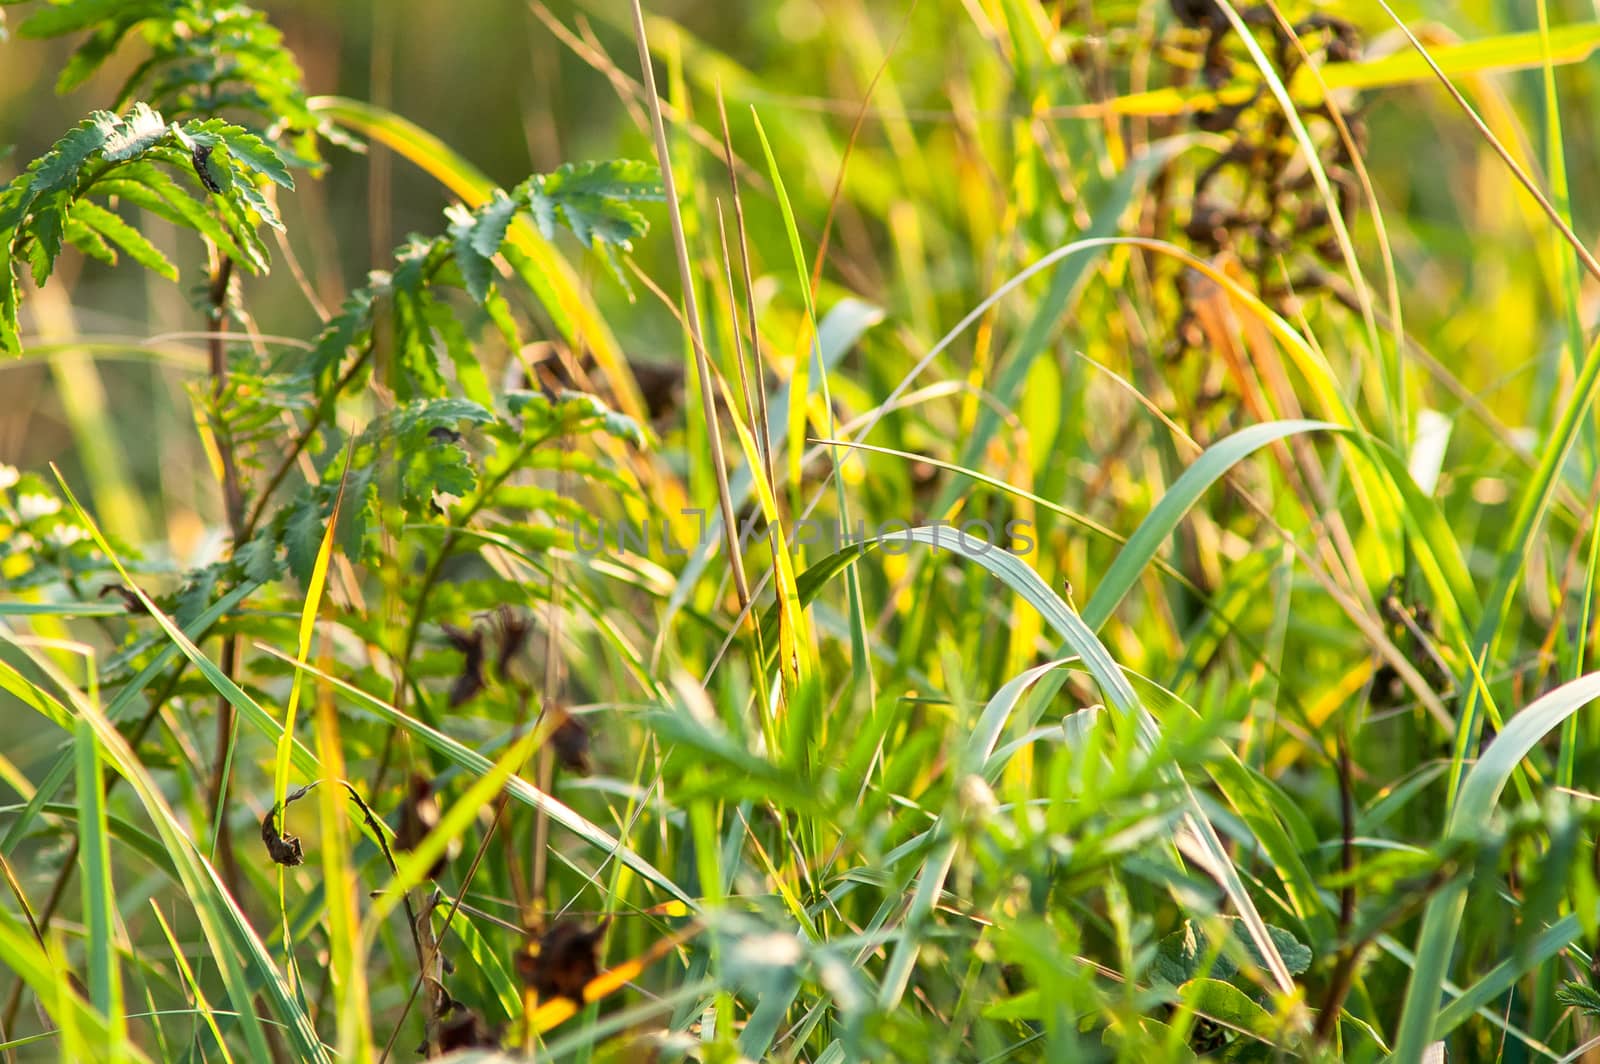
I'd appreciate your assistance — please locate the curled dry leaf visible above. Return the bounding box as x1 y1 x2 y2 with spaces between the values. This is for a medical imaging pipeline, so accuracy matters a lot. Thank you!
435 1003 499 1053
549 706 591 774
493 605 533 683
517 918 610 1003
441 622 487 707
98 583 149 614
260 782 318 866
396 773 450 880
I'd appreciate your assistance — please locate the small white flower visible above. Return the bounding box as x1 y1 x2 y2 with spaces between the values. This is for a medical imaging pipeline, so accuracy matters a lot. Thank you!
44 524 88 548
17 494 61 523
7 531 35 554
0 465 18 491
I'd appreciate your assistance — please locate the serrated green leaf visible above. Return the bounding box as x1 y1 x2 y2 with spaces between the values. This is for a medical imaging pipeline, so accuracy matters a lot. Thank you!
0 262 16 355
207 179 271 270
26 192 67 285
63 214 116 265
515 159 660 260
424 291 492 408
412 396 494 429
389 236 445 397
334 463 377 563
228 164 282 231
102 103 168 162
358 396 493 445
186 119 293 189
444 202 488 302
404 444 476 503
305 282 378 382
234 530 283 584
447 187 517 304
172 125 233 195
69 199 177 280
283 495 324 586
55 14 138 93
19 0 157 39
467 187 517 257
1558 980 1600 1017
22 111 116 200
554 389 643 447
93 167 248 264
543 158 663 203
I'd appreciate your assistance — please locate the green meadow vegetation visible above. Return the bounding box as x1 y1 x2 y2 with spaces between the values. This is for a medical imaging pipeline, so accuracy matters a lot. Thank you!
4 0 1600 1060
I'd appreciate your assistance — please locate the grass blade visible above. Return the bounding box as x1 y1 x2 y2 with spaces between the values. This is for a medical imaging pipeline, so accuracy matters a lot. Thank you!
73 717 126 1056
1392 670 1600 1061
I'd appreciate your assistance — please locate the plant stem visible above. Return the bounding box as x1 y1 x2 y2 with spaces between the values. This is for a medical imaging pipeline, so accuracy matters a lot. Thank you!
240 341 376 541
201 251 248 896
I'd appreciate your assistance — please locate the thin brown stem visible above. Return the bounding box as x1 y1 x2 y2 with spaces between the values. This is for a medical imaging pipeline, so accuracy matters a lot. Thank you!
714 91 775 489
626 0 752 628
241 342 375 541
377 720 548 1064
370 430 557 802
201 250 248 894
207 256 243 534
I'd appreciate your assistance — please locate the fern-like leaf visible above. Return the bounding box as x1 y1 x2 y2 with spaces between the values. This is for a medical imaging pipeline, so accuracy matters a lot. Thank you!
1558 980 1600 1018
0 106 294 352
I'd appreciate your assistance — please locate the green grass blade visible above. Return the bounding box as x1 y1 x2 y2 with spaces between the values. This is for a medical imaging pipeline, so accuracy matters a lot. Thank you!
1392 670 1600 1061
73 717 126 1056
0 907 142 1061
147 902 235 1064
1096 22 1600 117
878 657 1075 1009
790 525 1299 1000
44 472 329 1061
0 581 258 858
255 645 694 907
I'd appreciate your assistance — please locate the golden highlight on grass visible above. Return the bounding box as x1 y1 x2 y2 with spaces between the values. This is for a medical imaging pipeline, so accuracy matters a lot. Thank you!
5 3 1600 1062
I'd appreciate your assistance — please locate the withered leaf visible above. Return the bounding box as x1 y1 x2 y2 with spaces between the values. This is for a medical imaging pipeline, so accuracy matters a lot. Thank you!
549 709 591 775
260 783 317 866
516 918 610 1003
396 773 447 880
98 584 149 614
441 622 487 707
493 606 532 682
435 1004 499 1053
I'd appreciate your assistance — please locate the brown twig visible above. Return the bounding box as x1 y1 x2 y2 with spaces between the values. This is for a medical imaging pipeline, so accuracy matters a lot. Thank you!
377 715 551 1064
626 0 753 626
241 342 375 540
201 250 249 895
